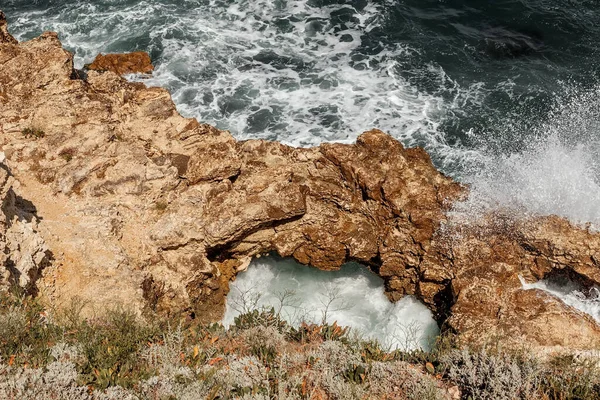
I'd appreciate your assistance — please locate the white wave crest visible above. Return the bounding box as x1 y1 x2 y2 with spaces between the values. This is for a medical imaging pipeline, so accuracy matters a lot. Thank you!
521 276 600 323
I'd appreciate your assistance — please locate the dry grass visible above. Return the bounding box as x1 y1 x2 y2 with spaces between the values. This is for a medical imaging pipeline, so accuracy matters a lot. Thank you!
0 291 599 399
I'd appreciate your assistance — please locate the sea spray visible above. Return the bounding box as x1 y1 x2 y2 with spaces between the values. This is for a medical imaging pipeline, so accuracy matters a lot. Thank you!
223 257 439 351
452 88 600 229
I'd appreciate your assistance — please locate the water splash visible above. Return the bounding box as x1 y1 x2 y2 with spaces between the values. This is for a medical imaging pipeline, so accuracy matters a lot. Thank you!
453 89 600 228
223 257 439 351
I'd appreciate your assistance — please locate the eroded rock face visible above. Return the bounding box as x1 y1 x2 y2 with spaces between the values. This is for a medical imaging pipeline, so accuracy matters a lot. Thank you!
1 18 600 352
87 51 154 75
440 214 600 349
0 155 51 294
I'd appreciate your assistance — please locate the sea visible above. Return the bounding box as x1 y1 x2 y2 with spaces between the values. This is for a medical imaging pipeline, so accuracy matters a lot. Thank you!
4 0 600 350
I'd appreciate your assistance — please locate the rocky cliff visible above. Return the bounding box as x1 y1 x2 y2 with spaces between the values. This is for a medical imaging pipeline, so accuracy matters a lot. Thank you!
1 11 600 352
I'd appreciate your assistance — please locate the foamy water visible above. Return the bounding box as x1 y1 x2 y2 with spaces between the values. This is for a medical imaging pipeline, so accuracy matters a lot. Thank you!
128 0 453 150
521 276 600 323
6 0 481 167
223 258 439 351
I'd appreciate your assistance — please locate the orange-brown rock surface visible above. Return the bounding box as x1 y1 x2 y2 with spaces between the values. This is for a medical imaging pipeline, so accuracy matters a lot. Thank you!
0 12 16 45
86 51 154 75
1 14 600 352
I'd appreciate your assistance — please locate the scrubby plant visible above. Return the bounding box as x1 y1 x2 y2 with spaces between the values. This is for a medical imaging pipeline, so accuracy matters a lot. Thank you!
58 147 77 162
0 292 62 368
241 326 285 366
367 360 445 400
21 127 45 139
74 308 161 390
233 307 289 333
441 347 542 400
288 321 350 345
541 354 600 400
2 290 600 399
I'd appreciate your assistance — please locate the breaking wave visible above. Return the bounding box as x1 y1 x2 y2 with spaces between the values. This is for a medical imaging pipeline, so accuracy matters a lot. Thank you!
452 89 600 229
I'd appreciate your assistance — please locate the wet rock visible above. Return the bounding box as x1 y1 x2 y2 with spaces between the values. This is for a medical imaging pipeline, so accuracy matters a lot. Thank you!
87 51 154 75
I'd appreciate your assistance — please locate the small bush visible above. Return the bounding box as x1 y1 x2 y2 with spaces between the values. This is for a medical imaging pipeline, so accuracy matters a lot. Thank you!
0 294 62 368
58 147 77 162
241 326 285 366
233 307 288 333
368 360 445 400
74 308 160 390
288 321 350 344
21 127 45 139
442 347 542 400
541 354 600 400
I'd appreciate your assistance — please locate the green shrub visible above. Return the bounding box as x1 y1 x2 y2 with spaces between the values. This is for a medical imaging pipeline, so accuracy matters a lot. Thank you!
0 293 62 368
74 308 160 389
233 307 288 333
541 354 600 400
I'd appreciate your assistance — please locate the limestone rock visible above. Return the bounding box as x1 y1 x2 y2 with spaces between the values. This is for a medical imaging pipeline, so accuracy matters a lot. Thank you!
87 51 154 75
0 11 17 44
1 16 600 353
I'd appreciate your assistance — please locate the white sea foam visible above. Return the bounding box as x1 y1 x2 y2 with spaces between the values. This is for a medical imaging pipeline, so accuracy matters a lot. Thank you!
223 258 440 351
453 89 600 228
7 0 470 163
132 0 448 148
521 276 600 323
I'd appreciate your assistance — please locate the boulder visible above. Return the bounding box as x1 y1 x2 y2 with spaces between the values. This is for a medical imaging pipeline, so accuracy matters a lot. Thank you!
86 51 154 75
0 11 17 44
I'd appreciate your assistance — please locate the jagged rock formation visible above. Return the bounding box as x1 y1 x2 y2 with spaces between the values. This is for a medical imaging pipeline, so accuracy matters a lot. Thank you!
0 12 16 45
1 12 600 351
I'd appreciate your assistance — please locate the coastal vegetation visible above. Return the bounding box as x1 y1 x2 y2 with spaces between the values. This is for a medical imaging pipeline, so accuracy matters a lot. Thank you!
0 291 598 399
21 128 46 140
